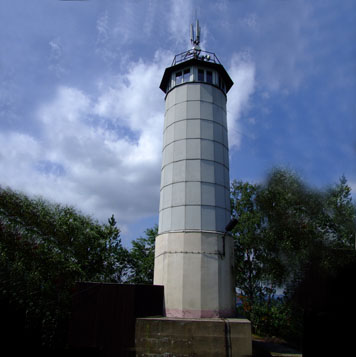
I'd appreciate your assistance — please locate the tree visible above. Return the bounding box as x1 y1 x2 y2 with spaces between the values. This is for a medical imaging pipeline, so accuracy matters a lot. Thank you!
230 169 356 342
127 225 157 284
0 186 128 350
323 175 356 248
230 181 276 303
256 169 325 283
231 180 291 336
256 169 356 285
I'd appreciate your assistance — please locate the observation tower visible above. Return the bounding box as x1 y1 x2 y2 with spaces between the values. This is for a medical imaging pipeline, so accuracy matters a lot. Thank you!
153 20 236 318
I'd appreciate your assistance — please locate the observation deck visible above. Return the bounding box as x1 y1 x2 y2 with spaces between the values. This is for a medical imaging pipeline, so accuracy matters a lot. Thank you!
160 49 233 95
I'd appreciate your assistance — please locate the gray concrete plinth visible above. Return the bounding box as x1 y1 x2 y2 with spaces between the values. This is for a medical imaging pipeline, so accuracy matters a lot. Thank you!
135 317 252 357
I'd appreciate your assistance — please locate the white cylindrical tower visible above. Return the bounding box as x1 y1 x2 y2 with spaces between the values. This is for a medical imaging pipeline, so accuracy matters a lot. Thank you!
154 36 235 318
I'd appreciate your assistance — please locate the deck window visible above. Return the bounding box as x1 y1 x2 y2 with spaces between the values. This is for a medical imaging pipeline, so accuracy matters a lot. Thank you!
176 71 182 85
206 71 213 84
218 74 226 93
183 68 190 82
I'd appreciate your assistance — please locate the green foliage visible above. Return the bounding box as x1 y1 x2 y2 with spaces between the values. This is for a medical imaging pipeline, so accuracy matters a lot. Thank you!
231 169 356 343
256 169 325 283
0 186 128 349
237 295 302 342
127 225 157 284
2 167 354 349
231 181 279 303
256 169 356 283
323 175 356 248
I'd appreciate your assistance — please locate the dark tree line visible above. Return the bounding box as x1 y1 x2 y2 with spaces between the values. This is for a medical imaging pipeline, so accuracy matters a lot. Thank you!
0 186 156 351
231 169 356 347
1 168 355 351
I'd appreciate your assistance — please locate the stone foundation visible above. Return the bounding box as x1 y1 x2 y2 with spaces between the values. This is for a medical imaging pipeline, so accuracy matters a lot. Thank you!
135 317 252 357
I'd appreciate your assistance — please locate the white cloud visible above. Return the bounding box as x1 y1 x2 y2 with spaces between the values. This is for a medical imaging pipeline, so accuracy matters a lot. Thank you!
48 37 65 77
242 13 258 30
0 132 40 167
96 11 110 44
0 47 255 228
0 45 255 229
168 0 193 49
0 53 171 226
227 52 256 149
253 2 312 94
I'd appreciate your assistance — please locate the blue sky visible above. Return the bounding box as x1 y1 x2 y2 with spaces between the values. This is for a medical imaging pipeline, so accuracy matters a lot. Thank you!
0 0 355 245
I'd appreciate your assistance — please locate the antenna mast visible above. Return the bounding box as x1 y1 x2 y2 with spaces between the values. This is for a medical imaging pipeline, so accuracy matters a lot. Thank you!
190 19 201 52
196 19 200 45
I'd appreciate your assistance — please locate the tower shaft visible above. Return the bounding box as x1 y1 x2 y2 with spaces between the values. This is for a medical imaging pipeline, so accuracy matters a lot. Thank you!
155 55 235 318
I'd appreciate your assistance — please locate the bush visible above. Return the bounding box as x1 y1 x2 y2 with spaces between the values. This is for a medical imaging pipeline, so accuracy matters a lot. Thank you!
0 186 128 350
237 294 303 345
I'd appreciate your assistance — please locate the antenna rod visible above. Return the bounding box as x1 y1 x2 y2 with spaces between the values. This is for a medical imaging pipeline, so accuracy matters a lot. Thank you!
196 19 200 44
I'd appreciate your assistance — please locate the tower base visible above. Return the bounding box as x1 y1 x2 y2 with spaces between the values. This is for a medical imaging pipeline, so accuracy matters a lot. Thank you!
154 231 235 317
135 317 252 357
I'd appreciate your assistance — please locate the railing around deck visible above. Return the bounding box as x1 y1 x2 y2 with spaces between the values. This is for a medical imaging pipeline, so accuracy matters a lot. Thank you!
172 49 221 66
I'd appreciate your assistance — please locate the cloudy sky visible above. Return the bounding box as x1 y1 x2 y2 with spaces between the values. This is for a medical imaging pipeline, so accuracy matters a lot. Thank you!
0 0 355 245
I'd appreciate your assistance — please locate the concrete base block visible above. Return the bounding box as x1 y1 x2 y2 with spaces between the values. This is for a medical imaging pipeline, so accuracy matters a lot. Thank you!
135 317 252 357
